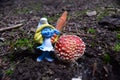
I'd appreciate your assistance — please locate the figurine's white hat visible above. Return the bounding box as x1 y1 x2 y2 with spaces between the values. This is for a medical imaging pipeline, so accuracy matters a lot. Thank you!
37 18 48 29
40 18 48 24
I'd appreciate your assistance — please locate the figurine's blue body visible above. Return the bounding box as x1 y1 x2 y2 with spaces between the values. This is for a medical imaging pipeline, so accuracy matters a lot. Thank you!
37 27 60 62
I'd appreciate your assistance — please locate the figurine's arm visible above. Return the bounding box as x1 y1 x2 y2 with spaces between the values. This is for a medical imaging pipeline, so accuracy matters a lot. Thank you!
54 29 60 35
36 45 43 49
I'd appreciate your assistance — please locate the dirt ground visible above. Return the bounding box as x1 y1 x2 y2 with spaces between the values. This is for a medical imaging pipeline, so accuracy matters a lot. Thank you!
0 0 120 80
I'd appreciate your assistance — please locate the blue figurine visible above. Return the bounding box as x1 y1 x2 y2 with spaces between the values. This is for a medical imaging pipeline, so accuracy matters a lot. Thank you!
34 18 60 62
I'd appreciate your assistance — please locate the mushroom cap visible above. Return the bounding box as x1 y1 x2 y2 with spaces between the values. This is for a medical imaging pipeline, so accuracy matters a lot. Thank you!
55 35 85 62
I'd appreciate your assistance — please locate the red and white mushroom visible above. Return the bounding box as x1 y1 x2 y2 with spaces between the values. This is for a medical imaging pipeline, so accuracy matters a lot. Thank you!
55 35 85 62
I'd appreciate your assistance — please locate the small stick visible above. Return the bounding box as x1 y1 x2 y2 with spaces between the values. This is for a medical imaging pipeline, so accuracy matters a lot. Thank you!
0 23 23 32
77 33 95 37
103 66 109 73
62 33 95 37
92 62 97 76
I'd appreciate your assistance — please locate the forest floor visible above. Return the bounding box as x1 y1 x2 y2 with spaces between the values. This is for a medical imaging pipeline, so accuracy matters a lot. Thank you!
0 0 120 80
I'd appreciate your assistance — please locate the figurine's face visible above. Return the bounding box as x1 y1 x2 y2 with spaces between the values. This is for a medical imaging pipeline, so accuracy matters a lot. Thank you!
41 28 54 38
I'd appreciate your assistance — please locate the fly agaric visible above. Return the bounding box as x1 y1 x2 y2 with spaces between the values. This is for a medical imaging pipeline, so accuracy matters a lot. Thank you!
55 35 85 62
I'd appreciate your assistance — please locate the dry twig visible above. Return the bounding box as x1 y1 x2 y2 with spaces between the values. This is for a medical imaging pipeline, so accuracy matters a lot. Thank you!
77 33 95 37
103 66 109 73
0 24 23 32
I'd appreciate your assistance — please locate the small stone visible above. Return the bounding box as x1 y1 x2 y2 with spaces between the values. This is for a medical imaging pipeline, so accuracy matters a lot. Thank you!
117 9 120 12
30 28 36 32
29 11 33 14
86 11 97 16
72 77 82 80
55 78 61 80
0 42 4 46
21 47 28 50
0 38 5 42
98 15 120 29
98 46 102 50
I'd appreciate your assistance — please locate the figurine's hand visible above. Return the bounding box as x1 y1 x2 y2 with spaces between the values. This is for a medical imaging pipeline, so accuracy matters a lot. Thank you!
54 29 60 35
37 45 44 50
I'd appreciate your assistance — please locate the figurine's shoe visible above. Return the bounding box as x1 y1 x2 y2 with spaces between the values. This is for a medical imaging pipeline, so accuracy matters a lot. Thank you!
37 57 43 62
45 52 54 62
36 53 46 62
45 57 54 62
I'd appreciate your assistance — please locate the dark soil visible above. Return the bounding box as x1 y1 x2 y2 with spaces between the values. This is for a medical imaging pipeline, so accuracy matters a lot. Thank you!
0 0 120 80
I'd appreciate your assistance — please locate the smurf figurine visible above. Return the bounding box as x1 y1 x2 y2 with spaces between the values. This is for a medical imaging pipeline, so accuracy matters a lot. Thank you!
34 18 60 62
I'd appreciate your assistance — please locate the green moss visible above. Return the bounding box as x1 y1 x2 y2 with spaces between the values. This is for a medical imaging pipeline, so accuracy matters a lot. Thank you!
116 33 120 39
16 8 31 14
91 42 95 48
67 15 72 21
14 38 34 49
14 2 41 14
5 69 14 76
2 57 8 62
43 14 60 23
32 2 42 11
113 43 120 52
87 28 96 34
103 53 111 64
75 10 87 16
96 9 109 21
